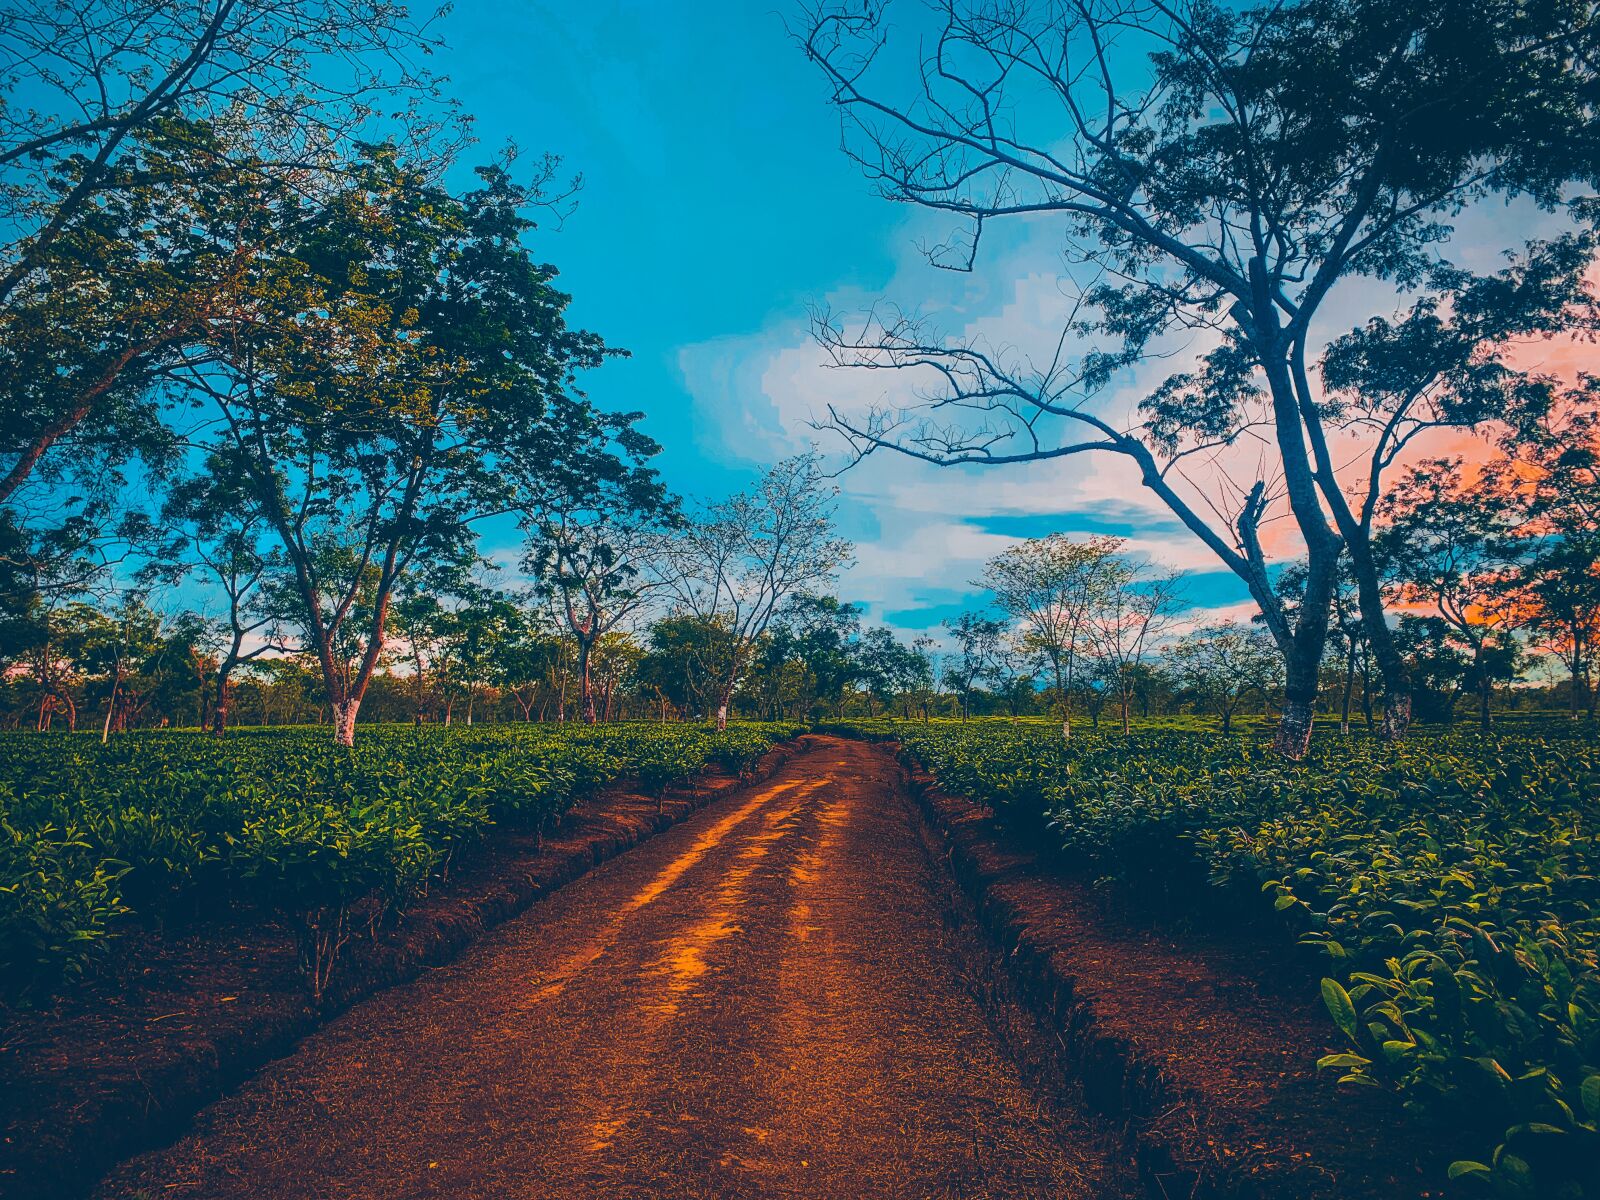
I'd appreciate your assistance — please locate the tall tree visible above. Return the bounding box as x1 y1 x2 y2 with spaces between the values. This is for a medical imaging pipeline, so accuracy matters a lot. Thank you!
1499 386 1600 718
1379 459 1527 729
491 605 564 723
1316 235 1597 731
1168 623 1282 733
773 594 862 718
588 632 644 722
1085 562 1186 734
72 592 164 741
143 447 284 734
436 583 521 726
179 152 618 744
802 0 1600 756
854 626 930 717
636 614 738 720
942 611 1003 720
988 630 1039 717
518 421 676 724
0 0 461 500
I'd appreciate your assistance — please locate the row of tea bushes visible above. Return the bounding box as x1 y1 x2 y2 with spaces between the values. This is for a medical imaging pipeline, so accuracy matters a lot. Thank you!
0 721 800 1004
874 718 1600 1199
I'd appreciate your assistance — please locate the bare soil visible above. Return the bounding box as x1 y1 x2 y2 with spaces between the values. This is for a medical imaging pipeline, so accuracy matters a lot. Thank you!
1 741 803 1200
87 737 1135 1200
903 750 1464 1200
9 737 1454 1200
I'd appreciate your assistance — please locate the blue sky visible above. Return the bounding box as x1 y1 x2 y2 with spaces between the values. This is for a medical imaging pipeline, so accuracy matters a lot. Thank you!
441 0 890 492
439 2 1256 639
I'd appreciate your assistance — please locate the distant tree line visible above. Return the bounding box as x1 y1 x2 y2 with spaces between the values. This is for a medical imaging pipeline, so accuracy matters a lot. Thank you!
933 494 1598 735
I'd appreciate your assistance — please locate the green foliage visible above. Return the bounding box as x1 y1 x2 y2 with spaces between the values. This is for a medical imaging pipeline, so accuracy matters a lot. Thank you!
0 813 129 997
0 721 798 1004
884 717 1600 1198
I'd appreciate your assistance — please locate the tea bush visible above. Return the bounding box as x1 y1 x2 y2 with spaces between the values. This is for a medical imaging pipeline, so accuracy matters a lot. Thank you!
877 717 1600 1199
0 721 798 1005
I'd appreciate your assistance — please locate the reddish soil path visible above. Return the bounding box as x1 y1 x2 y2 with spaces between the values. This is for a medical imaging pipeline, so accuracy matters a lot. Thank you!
92 738 1135 1200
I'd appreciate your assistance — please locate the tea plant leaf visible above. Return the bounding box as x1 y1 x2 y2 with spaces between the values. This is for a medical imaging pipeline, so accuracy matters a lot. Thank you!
1322 977 1360 1043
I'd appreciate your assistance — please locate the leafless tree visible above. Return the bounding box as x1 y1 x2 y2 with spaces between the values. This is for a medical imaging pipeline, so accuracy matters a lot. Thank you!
979 531 1123 738
1082 559 1185 734
660 454 853 729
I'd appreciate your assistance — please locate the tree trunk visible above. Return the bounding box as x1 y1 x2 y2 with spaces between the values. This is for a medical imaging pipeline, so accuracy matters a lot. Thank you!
578 639 598 725
1257 356 1340 758
1340 642 1356 736
1266 550 1338 759
1383 689 1412 741
1361 652 1375 730
1274 694 1315 759
101 671 121 745
1057 661 1072 742
1347 545 1410 742
333 697 360 747
1571 638 1586 719
411 648 427 724
212 669 231 736
1273 646 1322 760
1287 339 1406 740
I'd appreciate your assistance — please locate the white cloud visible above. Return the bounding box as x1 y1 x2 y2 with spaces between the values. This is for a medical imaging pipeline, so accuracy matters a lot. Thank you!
676 195 1574 636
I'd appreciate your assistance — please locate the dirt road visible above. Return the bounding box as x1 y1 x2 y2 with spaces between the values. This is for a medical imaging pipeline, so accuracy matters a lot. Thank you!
93 738 1134 1200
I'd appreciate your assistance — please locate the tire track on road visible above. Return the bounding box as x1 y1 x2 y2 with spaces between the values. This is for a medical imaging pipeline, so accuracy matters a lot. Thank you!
93 739 1136 1200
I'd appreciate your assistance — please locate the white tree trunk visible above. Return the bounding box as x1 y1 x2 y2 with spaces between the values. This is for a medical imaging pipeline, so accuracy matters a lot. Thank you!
1273 696 1314 760
101 673 119 744
333 698 361 747
715 703 728 732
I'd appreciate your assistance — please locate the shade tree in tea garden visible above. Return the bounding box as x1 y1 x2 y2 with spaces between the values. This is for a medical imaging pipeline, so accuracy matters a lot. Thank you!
800 0 1600 755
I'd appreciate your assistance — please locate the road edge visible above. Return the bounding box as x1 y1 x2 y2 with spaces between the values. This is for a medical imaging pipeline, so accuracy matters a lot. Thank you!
2 734 823 1200
893 743 1441 1200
